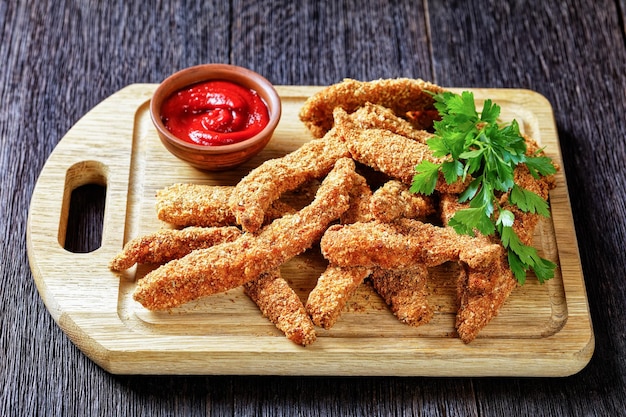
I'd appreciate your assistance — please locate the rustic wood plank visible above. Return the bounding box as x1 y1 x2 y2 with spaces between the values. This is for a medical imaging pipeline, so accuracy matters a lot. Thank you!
618 0 626 35
2 0 625 415
230 0 434 84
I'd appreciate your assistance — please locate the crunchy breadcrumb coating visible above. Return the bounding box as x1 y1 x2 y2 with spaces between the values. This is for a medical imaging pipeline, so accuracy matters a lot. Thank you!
369 265 433 327
133 158 356 310
305 265 371 329
456 254 517 343
369 180 436 223
334 111 467 194
299 78 445 138
349 103 434 143
243 269 317 346
156 184 294 228
228 128 351 233
340 172 374 224
109 226 242 271
320 219 503 271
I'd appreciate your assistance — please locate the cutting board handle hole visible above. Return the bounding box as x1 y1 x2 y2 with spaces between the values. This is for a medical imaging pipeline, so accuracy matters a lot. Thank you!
62 161 108 253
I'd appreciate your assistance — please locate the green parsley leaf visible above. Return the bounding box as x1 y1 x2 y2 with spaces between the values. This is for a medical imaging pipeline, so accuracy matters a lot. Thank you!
525 155 557 178
509 185 551 217
480 99 500 123
448 207 495 237
496 209 515 227
499 225 556 283
410 160 439 195
441 160 464 184
425 137 450 157
411 90 557 284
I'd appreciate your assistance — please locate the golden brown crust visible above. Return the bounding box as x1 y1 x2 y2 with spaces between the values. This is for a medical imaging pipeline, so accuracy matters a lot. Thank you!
243 269 317 346
369 180 436 223
299 78 445 138
340 172 374 224
320 219 503 270
369 265 433 327
456 256 518 343
156 184 295 228
305 265 371 329
228 128 351 233
133 158 356 310
349 103 434 143
439 193 517 342
335 115 467 194
109 226 242 271
156 184 235 227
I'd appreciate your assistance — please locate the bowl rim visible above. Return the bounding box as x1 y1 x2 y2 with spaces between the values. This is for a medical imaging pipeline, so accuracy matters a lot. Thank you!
150 63 282 155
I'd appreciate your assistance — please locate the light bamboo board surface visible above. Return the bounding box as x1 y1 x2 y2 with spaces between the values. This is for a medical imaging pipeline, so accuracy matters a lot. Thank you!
27 84 593 376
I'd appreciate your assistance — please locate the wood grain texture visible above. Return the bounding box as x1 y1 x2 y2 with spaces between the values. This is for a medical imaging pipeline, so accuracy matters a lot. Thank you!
2 0 625 415
27 84 591 377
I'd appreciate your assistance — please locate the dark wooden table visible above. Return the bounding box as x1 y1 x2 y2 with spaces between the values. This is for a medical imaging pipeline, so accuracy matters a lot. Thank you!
3 1 625 415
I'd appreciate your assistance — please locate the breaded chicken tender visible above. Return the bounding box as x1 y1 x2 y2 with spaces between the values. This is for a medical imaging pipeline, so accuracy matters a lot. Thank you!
340 172 374 224
109 226 242 271
228 127 350 233
156 184 295 228
334 110 467 194
133 158 356 310
369 180 436 223
321 218 503 271
456 254 517 343
439 193 519 342
156 184 234 227
437 140 557 343
243 269 317 346
349 103 434 143
305 266 371 329
369 265 433 327
299 78 445 137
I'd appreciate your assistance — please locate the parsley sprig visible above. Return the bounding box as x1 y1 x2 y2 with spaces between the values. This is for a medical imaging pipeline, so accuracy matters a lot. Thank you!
410 91 557 284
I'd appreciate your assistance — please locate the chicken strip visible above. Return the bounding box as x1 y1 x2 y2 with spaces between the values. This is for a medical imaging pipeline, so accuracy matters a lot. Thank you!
335 112 467 194
439 192 524 343
228 127 350 232
349 102 434 144
456 255 517 343
369 265 433 327
438 145 557 343
243 269 317 346
133 158 356 310
305 265 371 329
321 219 503 271
109 226 242 271
156 184 295 228
299 78 445 137
340 172 374 224
369 180 436 223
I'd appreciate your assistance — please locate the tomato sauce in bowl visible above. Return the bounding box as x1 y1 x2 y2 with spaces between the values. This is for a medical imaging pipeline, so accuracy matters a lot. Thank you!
150 64 281 171
161 80 270 146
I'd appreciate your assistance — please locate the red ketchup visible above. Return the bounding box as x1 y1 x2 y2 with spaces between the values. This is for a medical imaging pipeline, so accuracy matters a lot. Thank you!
161 80 270 146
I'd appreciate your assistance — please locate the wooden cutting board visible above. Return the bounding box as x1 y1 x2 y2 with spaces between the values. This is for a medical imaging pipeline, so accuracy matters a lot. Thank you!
27 84 593 376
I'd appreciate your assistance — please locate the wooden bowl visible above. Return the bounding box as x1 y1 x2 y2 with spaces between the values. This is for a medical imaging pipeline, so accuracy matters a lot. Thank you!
150 64 281 171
